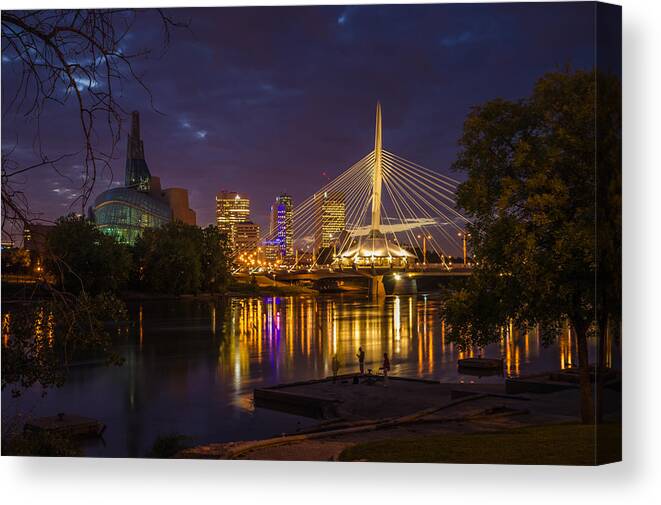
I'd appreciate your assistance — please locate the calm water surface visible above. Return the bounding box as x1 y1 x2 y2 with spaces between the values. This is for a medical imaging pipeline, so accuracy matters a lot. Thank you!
2 294 619 457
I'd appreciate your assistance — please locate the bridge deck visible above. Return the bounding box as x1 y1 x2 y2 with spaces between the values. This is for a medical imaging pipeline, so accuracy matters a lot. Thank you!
271 266 472 282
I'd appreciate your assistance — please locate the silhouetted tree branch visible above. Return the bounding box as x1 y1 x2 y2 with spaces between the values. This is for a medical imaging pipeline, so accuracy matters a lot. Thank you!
1 9 187 401
1 9 188 240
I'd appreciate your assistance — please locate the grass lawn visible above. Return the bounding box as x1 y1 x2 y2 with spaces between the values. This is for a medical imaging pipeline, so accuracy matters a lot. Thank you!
339 423 621 465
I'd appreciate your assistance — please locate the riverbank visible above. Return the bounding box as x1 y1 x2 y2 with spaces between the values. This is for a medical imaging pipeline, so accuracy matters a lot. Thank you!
121 285 316 301
1 277 318 304
122 276 319 300
178 374 622 465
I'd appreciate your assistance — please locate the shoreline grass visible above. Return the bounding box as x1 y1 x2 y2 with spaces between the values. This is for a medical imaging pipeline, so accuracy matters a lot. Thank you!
339 423 621 465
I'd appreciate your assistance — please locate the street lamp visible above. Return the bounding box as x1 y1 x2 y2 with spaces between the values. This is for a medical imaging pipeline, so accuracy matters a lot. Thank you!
457 231 470 266
416 234 432 266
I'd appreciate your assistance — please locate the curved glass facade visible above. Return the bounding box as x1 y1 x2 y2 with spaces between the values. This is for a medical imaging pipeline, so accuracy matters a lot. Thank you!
92 187 172 245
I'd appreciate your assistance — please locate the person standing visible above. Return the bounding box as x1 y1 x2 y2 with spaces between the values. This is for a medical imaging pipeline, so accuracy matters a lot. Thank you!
356 346 366 375
381 352 391 386
331 354 340 383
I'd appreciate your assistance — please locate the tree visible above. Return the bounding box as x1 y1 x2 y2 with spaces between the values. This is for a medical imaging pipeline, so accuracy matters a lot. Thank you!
1 9 186 406
443 69 621 424
45 214 132 295
2 291 126 397
134 223 232 295
134 222 203 295
2 215 130 399
1 247 32 274
200 225 232 293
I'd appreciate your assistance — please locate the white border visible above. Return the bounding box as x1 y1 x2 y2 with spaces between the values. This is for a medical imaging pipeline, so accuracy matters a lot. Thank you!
2 0 659 503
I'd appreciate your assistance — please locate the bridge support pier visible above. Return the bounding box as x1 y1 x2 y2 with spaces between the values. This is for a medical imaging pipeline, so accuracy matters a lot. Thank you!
369 275 386 297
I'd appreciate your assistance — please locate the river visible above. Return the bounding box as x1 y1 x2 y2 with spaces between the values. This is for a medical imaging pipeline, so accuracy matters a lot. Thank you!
1 293 619 457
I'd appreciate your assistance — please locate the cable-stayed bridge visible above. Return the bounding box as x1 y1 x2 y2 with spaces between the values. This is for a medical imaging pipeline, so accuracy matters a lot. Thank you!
235 102 472 295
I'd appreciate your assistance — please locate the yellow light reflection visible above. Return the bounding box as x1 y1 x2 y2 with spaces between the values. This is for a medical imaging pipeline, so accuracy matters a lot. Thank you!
2 313 10 347
209 295 591 399
210 304 216 335
393 296 401 354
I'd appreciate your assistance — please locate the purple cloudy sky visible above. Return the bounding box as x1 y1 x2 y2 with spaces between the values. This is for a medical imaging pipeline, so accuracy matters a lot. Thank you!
2 2 620 232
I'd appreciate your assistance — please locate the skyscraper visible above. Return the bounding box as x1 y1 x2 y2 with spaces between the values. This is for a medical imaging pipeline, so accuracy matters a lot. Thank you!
316 191 345 249
270 193 293 259
234 221 260 252
215 191 250 244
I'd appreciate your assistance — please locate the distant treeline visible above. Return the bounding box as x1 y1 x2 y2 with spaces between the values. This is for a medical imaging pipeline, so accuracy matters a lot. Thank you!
36 215 233 296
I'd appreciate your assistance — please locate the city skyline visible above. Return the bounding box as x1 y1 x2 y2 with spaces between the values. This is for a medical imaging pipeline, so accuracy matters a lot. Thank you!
0 3 623 469
1 3 619 235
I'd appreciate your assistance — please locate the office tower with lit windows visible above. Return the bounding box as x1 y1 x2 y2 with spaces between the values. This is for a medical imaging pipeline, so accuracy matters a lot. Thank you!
215 191 250 244
315 191 345 248
262 239 281 263
234 221 260 252
270 193 293 259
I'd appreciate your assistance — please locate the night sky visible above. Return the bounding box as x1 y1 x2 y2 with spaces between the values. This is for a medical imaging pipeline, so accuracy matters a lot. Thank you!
3 2 614 231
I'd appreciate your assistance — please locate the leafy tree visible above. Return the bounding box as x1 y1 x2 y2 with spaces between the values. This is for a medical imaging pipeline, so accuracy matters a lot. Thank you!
134 222 203 295
1 247 32 273
2 292 126 396
44 214 132 295
1 10 185 435
3 217 129 403
200 225 232 293
443 69 621 424
133 223 232 295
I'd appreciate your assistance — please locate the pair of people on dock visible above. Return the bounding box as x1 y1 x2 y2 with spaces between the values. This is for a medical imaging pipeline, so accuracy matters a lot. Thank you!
331 349 390 385
356 347 391 385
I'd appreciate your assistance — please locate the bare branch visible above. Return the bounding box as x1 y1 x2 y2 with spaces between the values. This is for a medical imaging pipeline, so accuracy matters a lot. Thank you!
1 9 188 243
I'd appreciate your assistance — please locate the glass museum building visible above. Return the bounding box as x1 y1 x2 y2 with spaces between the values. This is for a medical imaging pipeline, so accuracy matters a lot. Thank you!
91 112 196 245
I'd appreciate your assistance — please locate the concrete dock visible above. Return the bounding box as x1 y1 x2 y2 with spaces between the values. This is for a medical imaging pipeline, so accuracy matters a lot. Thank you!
254 374 510 420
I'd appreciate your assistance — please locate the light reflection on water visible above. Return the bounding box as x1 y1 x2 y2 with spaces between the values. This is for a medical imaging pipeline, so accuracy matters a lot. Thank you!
212 294 610 385
2 294 618 457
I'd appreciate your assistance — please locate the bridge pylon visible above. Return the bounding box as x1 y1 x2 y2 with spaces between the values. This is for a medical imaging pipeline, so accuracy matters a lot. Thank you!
369 275 386 298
